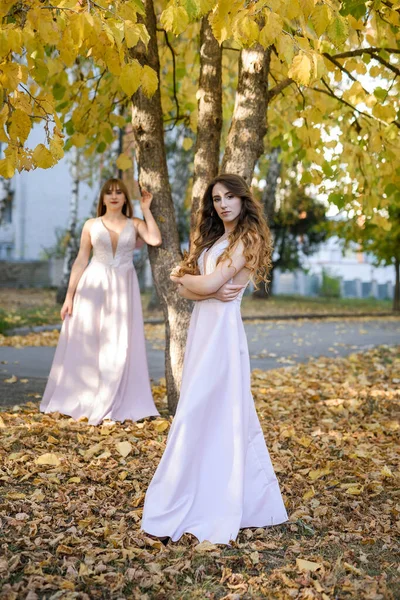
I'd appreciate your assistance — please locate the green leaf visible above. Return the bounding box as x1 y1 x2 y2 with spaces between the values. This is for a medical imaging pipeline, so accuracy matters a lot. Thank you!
373 86 387 101
329 192 345 208
340 0 367 20
53 83 66 101
65 120 74 136
384 183 397 196
96 141 107 153
183 0 201 21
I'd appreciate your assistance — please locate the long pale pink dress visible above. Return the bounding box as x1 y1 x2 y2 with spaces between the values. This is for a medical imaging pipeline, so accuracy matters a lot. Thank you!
40 217 159 425
142 240 288 544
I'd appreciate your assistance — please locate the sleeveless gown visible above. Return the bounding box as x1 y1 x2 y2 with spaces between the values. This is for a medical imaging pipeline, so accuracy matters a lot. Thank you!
141 240 288 544
40 217 159 425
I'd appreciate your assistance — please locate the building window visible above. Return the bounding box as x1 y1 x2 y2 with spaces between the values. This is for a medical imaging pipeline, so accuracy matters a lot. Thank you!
2 191 13 224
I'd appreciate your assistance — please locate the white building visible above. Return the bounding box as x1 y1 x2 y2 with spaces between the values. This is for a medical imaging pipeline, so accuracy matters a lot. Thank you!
0 128 95 261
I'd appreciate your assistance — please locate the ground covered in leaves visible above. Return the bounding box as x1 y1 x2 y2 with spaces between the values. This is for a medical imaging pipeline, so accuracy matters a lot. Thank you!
0 346 399 599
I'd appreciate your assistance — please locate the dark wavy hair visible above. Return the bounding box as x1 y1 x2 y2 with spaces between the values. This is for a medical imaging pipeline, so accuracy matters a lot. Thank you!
175 173 273 286
97 178 133 218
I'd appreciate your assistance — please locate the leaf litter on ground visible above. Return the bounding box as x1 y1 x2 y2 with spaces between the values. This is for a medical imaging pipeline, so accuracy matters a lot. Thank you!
0 345 399 599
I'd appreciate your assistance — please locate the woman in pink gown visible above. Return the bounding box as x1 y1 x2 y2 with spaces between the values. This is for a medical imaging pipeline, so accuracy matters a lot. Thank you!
142 174 288 545
40 178 161 425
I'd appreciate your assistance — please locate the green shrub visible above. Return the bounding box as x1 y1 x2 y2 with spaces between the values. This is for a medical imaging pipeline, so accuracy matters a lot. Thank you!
320 269 341 298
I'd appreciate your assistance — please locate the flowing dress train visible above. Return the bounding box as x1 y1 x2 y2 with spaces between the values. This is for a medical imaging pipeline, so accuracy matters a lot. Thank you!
142 240 288 544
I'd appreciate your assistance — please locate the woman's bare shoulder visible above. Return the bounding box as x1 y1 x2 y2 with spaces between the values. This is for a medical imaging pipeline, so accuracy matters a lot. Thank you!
83 217 97 232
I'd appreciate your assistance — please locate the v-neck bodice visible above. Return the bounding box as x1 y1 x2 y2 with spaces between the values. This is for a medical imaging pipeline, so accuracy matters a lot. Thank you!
90 217 136 268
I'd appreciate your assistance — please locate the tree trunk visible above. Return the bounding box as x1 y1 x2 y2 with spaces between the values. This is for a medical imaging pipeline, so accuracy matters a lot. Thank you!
394 258 400 312
221 45 271 181
56 149 80 305
191 17 222 231
130 0 191 413
253 147 281 299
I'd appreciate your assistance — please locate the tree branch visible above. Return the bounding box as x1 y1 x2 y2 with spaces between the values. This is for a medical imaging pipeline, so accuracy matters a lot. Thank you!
369 53 400 77
329 47 400 60
267 77 294 100
157 27 180 129
322 52 358 83
312 79 400 129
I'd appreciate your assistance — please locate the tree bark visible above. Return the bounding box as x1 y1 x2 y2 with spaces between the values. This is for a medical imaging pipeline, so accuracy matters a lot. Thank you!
221 45 271 181
56 149 80 305
191 17 222 230
130 0 191 413
394 258 400 312
253 147 281 299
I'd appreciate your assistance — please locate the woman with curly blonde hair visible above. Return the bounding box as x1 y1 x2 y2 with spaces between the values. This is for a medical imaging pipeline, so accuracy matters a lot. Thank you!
142 174 288 545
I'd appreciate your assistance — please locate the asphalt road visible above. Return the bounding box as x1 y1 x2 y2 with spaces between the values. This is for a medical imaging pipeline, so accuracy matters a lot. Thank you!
1 317 399 408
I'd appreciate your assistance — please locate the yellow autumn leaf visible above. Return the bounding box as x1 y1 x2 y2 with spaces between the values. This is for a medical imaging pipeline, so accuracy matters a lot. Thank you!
309 467 331 480
160 5 189 36
380 465 393 478
194 540 218 552
300 0 315 20
345 484 364 495
49 135 64 161
124 20 140 48
115 441 132 457
4 375 18 383
153 420 169 433
235 16 259 45
310 4 332 36
296 558 323 572
82 442 104 460
141 65 158 97
303 486 316 501
67 477 81 483
288 52 312 86
116 153 133 171
259 12 283 48
0 62 28 90
32 143 55 169
119 60 142 97
182 137 193 151
8 108 31 143
35 453 61 466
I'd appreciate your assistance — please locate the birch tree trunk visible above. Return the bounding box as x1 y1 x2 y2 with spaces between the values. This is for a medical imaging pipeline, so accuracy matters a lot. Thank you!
130 0 191 413
253 146 281 298
191 17 222 230
56 149 80 305
394 258 400 312
221 45 271 181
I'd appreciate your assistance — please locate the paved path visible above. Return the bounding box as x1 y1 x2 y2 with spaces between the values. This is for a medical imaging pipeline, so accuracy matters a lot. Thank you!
1 318 399 408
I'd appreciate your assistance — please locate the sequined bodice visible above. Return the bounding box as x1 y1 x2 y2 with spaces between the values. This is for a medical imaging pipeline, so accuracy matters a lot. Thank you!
199 240 248 304
90 217 136 268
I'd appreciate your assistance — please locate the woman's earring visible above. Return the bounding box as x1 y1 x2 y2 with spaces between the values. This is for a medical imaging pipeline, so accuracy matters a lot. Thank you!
210 211 214 217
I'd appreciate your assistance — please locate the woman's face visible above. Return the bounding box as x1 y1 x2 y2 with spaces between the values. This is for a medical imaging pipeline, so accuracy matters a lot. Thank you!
103 185 126 213
212 182 242 225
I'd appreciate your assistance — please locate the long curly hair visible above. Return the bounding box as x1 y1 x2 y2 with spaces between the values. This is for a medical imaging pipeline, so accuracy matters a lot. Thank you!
97 178 133 218
175 174 273 286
